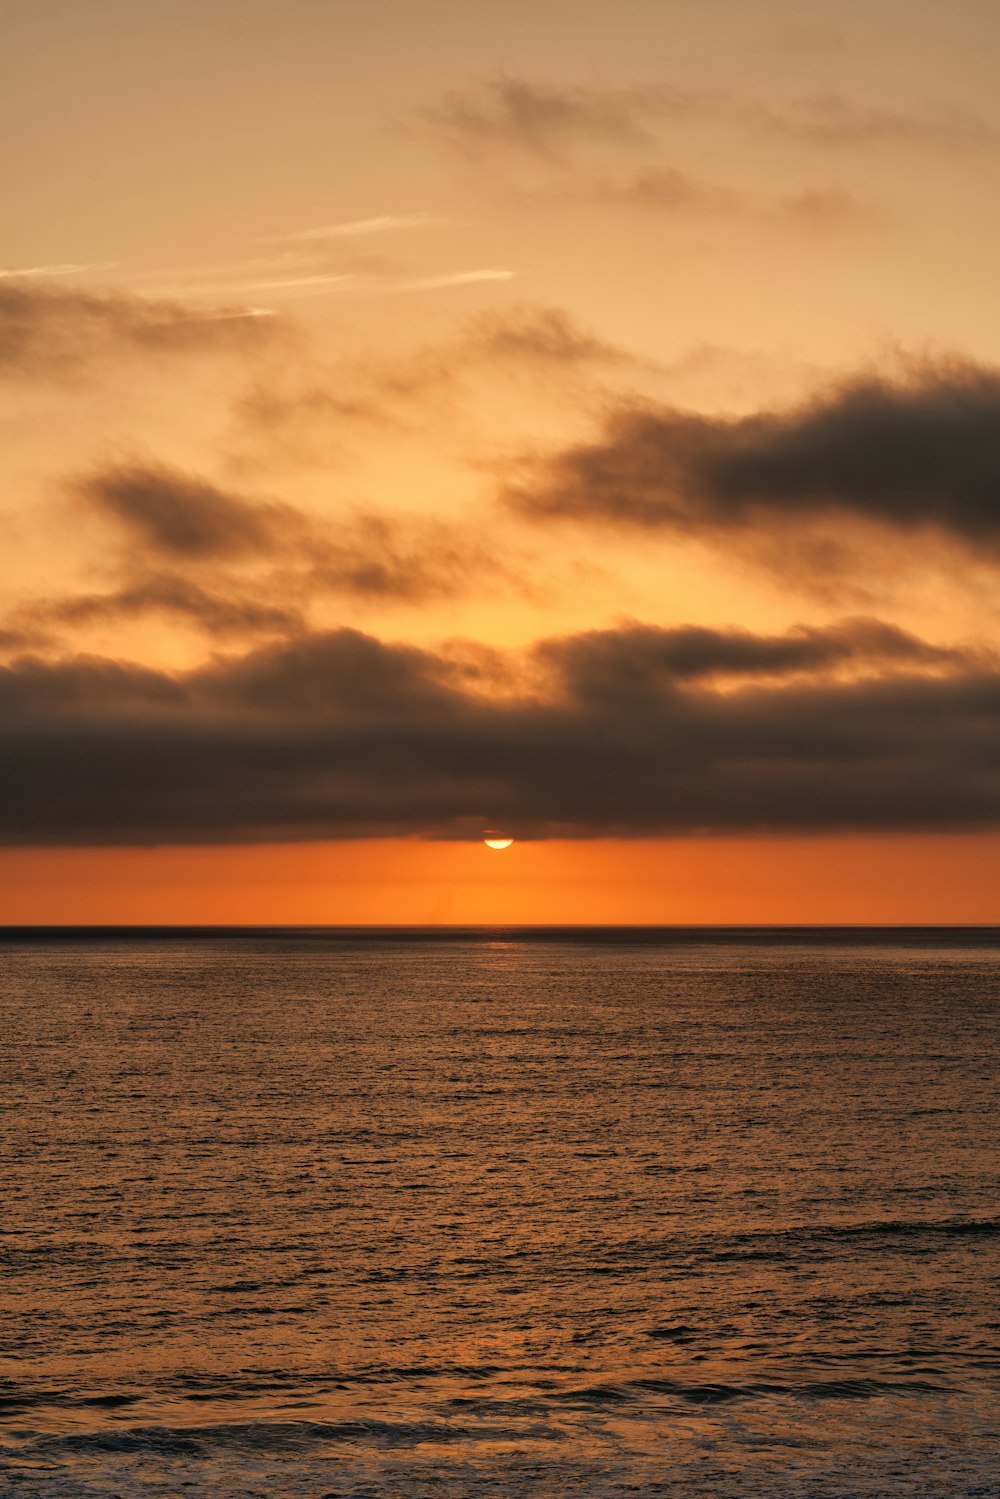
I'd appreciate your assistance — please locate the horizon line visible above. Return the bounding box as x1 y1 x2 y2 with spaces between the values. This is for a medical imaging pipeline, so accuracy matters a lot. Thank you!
1 921 997 938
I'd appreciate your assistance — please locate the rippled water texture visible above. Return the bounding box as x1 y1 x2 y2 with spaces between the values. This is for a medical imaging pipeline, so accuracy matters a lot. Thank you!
2 927 999 1497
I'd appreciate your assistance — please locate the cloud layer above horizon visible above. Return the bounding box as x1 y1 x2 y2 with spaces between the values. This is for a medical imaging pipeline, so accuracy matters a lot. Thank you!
2 619 998 844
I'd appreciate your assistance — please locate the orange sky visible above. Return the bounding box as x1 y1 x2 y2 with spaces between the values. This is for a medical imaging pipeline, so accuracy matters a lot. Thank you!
1 835 998 927
4 0 1000 922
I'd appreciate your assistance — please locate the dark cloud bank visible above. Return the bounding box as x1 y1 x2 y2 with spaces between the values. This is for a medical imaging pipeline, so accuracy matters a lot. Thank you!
1 620 997 845
507 363 1000 552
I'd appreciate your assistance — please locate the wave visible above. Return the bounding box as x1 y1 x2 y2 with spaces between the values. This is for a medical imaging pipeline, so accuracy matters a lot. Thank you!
804 1216 1000 1240
607 1215 1000 1269
7 1366 956 1465
546 1374 950 1408
25 1412 562 1461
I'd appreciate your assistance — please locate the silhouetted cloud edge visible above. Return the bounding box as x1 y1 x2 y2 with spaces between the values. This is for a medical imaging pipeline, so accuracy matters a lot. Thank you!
505 361 1000 557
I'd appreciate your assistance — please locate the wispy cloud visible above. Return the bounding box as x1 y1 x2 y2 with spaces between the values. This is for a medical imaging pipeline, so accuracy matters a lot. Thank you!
0 262 116 280
422 77 659 161
231 304 639 464
0 283 279 380
172 267 516 304
422 75 998 161
278 214 438 242
237 272 357 295
391 268 514 293
126 209 507 307
586 169 874 228
757 91 997 150
419 76 898 231
467 305 644 369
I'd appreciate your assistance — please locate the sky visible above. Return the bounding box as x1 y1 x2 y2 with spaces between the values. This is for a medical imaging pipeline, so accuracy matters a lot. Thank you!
4 0 1000 922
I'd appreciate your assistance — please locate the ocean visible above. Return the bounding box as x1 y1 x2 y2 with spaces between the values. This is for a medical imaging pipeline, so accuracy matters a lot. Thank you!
1 927 998 1497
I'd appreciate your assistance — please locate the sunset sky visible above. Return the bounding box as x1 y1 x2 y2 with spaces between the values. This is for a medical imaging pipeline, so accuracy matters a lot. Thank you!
4 0 1000 922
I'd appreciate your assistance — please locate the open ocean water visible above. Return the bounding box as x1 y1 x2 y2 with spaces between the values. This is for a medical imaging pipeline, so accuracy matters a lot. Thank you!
1 926 999 1498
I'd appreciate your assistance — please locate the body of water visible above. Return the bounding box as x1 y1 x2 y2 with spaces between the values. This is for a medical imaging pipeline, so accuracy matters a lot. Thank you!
1 928 998 1496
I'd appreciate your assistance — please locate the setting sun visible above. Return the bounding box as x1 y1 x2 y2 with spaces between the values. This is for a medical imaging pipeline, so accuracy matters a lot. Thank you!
483 837 514 850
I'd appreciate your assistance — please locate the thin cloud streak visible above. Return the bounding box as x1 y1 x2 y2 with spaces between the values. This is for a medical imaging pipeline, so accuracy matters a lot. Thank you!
392 269 514 292
0 262 116 280
279 214 437 241
165 267 516 304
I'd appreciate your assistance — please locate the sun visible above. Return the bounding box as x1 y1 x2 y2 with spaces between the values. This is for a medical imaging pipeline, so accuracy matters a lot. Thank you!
483 836 514 850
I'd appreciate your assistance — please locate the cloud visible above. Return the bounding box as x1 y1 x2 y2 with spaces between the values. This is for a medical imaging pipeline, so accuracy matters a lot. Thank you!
294 512 515 605
536 618 969 690
469 305 644 370
774 187 873 228
593 166 735 214
74 463 304 562
27 577 306 639
422 75 995 161
163 265 515 305
505 362 1000 556
141 215 509 307
233 271 356 296
756 91 996 151
389 269 514 294
232 305 642 461
11 528 491 644
277 215 436 242
0 620 995 845
587 169 872 228
421 78 880 230
0 262 115 280
422 77 657 160
0 625 49 655
5 462 521 646
70 460 514 603
0 283 276 380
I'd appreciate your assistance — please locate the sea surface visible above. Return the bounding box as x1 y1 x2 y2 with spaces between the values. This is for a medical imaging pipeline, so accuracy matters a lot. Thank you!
1 926 999 1498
